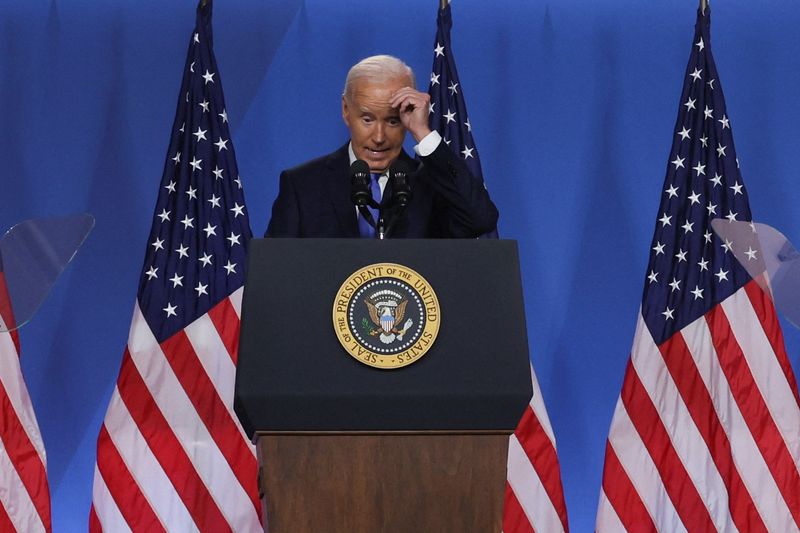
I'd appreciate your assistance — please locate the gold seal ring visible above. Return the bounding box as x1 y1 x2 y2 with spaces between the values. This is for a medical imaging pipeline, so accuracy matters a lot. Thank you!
332 263 440 369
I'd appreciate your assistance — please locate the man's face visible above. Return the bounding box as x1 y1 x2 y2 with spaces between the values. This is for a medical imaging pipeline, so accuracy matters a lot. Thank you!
342 76 410 172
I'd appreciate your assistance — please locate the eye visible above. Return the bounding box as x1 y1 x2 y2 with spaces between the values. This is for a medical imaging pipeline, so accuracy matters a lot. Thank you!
388 118 401 126
362 116 374 124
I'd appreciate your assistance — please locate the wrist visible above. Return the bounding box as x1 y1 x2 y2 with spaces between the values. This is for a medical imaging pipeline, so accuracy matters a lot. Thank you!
410 126 432 143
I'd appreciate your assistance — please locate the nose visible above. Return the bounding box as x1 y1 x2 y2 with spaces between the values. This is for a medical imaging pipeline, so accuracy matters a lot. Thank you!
372 123 386 145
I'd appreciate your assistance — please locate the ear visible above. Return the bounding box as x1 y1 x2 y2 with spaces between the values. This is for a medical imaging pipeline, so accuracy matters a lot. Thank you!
341 96 351 127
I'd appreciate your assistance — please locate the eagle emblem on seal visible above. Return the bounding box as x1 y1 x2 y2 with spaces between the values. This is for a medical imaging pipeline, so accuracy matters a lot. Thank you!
364 290 414 345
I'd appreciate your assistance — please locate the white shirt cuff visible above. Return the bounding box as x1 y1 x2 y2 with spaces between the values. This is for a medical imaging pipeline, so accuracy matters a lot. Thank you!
414 130 442 157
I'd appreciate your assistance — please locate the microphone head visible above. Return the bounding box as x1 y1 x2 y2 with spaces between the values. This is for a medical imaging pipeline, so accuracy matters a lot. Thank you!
389 160 413 207
350 159 372 207
350 159 370 177
389 159 412 178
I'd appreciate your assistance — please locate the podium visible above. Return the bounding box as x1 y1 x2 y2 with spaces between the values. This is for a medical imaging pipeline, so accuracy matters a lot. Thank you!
235 239 533 532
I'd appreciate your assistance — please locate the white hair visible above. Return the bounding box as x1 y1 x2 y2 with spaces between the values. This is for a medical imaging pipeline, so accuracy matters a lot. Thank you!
343 55 416 102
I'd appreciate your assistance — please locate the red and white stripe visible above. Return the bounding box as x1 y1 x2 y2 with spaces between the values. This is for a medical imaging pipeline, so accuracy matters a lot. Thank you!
504 366 569 533
596 280 800 532
0 274 52 533
90 287 262 532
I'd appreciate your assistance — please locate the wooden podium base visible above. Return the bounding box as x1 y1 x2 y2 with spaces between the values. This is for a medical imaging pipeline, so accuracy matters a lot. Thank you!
256 432 509 533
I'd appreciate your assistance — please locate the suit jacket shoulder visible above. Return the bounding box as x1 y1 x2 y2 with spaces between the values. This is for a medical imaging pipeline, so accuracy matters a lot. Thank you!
281 144 349 182
265 144 358 237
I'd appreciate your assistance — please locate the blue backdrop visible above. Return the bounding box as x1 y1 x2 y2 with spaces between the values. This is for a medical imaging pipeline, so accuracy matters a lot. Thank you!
3 0 800 530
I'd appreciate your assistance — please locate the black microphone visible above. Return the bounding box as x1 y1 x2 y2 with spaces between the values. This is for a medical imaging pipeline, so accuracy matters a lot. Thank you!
389 160 412 207
350 160 372 208
350 159 378 233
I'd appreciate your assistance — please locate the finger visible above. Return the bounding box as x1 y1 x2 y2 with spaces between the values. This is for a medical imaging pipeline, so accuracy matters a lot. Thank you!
391 86 420 98
391 92 425 107
394 94 426 113
393 97 417 113
390 88 425 107
390 94 414 109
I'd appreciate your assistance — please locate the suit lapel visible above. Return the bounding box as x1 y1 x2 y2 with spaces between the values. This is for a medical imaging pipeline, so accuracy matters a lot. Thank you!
325 144 359 237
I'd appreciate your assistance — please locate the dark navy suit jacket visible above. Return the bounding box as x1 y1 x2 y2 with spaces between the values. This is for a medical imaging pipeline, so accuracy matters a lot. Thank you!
265 141 498 238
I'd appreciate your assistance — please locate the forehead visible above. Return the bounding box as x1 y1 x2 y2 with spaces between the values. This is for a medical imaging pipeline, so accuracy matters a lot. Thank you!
349 76 411 111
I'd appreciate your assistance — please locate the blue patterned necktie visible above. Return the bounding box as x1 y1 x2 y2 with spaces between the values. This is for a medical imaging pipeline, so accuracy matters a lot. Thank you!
358 173 382 238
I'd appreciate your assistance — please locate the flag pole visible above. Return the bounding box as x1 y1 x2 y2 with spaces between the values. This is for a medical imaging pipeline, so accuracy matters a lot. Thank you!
439 0 447 10
700 0 708 15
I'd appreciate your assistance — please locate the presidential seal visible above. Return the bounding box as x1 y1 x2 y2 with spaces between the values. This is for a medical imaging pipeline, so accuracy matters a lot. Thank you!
333 263 440 369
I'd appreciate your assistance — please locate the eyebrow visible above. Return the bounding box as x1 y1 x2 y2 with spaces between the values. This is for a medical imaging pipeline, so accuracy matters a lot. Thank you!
358 108 400 119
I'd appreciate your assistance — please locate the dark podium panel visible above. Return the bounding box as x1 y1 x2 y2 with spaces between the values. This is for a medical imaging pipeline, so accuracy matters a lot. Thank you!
234 239 533 435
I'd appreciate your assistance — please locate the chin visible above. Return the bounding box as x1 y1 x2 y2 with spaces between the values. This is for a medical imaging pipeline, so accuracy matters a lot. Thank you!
365 158 389 172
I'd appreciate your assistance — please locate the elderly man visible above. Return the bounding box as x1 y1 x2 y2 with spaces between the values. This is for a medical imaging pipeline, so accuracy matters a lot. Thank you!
265 55 498 238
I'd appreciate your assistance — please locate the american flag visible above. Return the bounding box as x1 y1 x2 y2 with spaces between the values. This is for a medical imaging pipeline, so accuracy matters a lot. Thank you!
427 1 498 239
0 256 51 532
427 3 569 532
596 8 800 532
89 2 262 531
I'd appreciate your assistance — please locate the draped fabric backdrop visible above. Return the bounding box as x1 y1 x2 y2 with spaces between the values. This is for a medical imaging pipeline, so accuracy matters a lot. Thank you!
2 1 799 530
